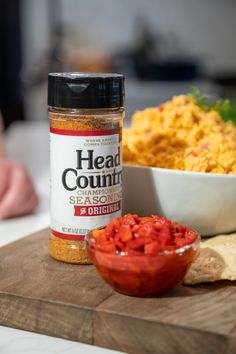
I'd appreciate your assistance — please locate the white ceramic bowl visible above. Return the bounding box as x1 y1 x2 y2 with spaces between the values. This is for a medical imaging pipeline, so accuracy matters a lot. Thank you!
123 165 236 236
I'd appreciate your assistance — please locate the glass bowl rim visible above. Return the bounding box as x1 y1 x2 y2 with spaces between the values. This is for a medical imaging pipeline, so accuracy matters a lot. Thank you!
85 227 201 256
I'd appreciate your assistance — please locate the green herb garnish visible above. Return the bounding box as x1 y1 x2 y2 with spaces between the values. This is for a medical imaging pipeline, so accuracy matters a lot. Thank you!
220 102 236 125
188 86 230 113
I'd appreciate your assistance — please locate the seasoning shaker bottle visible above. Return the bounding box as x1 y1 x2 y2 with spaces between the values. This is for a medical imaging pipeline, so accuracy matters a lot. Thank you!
48 72 125 264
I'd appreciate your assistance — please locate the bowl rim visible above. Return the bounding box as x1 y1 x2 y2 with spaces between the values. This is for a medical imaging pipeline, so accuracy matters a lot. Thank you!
124 164 236 179
85 227 201 256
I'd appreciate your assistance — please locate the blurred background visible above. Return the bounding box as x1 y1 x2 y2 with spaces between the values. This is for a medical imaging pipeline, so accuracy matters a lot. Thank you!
1 0 236 129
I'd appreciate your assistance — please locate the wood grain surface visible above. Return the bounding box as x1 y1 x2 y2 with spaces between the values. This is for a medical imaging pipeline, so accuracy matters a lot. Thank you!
0 229 236 354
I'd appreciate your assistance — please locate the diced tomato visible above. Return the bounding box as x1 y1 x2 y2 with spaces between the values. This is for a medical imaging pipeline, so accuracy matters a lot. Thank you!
158 217 171 226
122 213 139 226
140 216 154 224
116 226 133 242
101 243 116 252
144 242 160 255
185 231 197 244
173 232 184 239
157 225 174 247
135 222 157 238
92 214 198 255
131 224 140 233
127 237 147 250
92 229 105 239
114 233 125 251
95 232 107 246
105 223 115 238
175 238 188 248
113 219 122 232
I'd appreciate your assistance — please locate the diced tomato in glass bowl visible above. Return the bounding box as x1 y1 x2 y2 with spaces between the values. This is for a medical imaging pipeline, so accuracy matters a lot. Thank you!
85 214 200 297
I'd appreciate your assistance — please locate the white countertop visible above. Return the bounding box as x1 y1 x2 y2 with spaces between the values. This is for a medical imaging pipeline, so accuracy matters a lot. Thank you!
0 121 122 354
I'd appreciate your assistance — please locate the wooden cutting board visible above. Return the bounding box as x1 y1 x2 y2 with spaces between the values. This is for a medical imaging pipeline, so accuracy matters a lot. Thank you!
1 229 236 354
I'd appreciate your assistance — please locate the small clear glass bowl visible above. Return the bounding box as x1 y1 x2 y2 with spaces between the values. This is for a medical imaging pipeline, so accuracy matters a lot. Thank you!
85 229 200 297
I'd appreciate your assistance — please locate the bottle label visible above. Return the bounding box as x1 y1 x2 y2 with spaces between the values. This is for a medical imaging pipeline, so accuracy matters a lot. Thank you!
50 127 122 240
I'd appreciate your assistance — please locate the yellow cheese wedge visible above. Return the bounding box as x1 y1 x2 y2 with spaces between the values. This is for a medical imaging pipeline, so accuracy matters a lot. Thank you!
184 234 236 285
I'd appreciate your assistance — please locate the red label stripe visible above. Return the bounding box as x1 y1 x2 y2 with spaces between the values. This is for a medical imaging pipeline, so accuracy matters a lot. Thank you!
74 201 121 216
50 127 119 136
51 229 85 241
